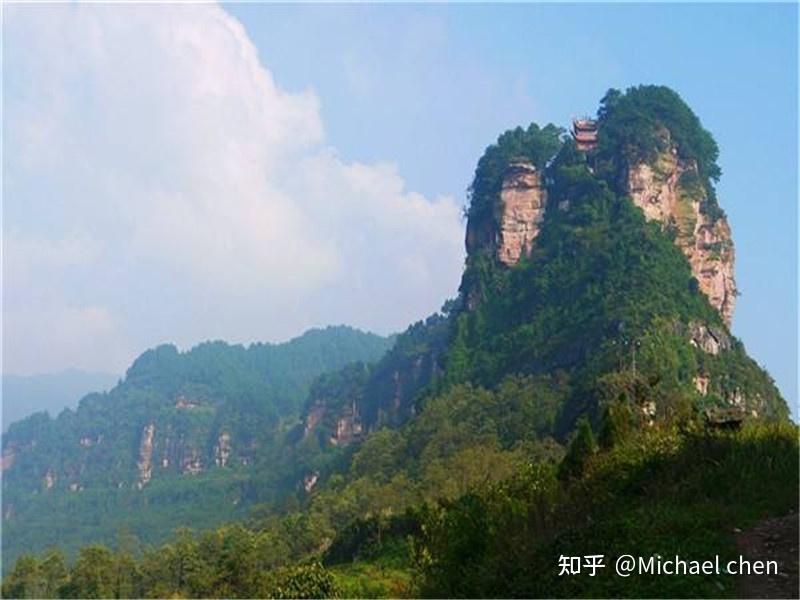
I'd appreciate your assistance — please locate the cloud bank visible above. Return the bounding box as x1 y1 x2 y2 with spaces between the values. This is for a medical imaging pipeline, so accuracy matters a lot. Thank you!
4 3 464 374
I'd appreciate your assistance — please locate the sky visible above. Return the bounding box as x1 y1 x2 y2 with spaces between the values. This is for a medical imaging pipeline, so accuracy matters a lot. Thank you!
3 2 797 413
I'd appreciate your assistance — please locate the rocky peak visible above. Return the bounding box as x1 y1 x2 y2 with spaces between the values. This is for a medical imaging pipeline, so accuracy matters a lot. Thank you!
626 145 736 324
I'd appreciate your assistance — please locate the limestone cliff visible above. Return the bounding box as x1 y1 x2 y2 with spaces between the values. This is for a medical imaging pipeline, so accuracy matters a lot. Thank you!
136 422 155 489
465 160 546 268
626 145 736 324
495 161 547 266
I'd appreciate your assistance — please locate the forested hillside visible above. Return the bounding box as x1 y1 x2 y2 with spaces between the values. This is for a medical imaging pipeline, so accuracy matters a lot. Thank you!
3 85 795 599
1 326 393 568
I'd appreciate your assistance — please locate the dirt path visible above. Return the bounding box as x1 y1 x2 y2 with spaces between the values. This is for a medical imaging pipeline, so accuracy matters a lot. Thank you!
735 512 799 599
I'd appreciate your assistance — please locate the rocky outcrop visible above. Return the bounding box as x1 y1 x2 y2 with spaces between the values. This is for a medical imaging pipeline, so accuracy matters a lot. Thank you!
303 471 319 493
136 422 156 489
182 450 202 475
694 375 710 396
175 395 200 409
626 146 736 324
1 448 15 472
214 431 231 468
495 161 547 266
303 405 325 439
688 321 731 356
330 400 363 446
464 160 546 268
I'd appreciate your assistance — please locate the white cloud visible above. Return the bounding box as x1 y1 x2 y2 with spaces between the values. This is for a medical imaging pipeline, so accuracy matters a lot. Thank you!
3 3 464 374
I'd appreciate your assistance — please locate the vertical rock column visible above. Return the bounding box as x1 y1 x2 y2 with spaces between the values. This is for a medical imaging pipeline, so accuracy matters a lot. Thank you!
495 161 547 266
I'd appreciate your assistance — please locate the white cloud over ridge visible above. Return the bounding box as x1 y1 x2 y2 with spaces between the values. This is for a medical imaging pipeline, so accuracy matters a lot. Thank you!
4 3 464 374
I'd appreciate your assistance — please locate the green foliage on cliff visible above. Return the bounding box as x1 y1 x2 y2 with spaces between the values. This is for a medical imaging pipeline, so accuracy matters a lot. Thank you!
451 96 786 432
595 84 723 215
466 122 563 224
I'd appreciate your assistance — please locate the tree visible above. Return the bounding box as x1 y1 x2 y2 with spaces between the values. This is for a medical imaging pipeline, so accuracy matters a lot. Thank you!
558 417 597 480
62 545 116 599
39 548 69 598
1 555 42 599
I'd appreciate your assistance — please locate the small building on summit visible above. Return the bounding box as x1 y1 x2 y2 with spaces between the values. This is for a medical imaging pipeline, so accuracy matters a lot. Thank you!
572 118 598 151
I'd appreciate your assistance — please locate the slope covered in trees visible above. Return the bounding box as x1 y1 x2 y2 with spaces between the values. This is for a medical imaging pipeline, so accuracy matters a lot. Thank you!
1 326 393 569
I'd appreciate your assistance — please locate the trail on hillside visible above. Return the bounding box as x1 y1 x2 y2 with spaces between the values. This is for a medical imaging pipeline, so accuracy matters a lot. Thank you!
736 512 799 599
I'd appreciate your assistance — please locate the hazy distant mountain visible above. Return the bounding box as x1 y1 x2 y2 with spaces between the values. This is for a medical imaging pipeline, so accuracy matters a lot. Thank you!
2 370 119 431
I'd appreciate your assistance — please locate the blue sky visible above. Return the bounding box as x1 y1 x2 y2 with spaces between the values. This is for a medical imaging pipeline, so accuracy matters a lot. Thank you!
4 3 797 413
229 2 799 413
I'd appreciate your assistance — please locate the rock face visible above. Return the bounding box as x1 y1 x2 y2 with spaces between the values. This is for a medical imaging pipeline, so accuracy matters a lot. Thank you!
1 449 15 472
626 147 736 324
495 161 547 266
688 321 731 356
136 422 155 489
464 160 547 269
303 471 319 493
330 412 363 446
214 432 231 468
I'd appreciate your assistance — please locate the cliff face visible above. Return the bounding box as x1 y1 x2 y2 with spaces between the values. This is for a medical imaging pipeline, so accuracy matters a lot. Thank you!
495 161 547 266
465 160 546 268
626 146 736 325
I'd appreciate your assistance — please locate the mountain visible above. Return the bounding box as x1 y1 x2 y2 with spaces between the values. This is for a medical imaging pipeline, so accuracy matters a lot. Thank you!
2 370 119 432
2 86 795 599
300 87 786 453
1 326 393 569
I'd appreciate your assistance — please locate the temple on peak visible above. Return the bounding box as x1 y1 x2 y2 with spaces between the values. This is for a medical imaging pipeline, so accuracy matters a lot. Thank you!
572 117 598 151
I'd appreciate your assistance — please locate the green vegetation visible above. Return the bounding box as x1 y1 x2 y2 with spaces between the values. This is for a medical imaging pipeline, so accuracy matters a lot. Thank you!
3 86 794 598
415 422 798 598
2 326 393 570
466 122 563 225
595 84 724 218
6 422 796 598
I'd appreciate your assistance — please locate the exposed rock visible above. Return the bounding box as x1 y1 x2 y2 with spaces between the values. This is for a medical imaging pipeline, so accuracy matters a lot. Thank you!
627 147 736 324
136 422 156 489
175 395 200 409
182 450 202 475
1 448 15 471
688 321 731 356
694 375 710 396
43 469 56 490
330 413 363 446
329 397 363 446
496 161 547 266
728 388 746 408
303 471 319 493
641 400 657 425
303 405 325 439
214 431 231 468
